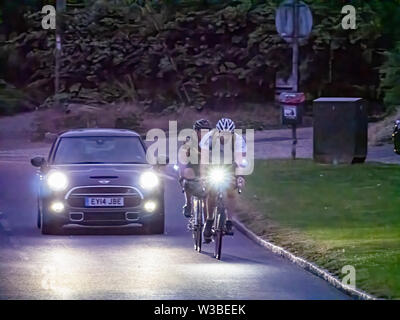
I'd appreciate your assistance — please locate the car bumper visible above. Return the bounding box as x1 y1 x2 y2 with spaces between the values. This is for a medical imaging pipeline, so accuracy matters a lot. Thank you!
41 187 163 227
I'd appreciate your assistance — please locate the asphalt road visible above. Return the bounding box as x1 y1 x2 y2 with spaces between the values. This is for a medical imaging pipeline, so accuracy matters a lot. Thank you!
0 149 350 300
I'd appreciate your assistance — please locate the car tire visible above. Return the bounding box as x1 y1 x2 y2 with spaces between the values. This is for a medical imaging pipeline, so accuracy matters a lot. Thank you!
143 194 165 234
37 200 41 229
148 213 165 234
41 211 62 235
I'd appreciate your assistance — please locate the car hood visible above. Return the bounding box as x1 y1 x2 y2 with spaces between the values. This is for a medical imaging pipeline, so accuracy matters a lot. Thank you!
48 164 154 190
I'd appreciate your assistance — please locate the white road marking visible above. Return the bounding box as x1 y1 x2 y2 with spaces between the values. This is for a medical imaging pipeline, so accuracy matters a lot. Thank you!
0 159 30 163
0 148 49 162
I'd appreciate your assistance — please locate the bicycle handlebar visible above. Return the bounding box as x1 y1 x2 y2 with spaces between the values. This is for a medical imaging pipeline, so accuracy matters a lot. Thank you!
181 177 243 194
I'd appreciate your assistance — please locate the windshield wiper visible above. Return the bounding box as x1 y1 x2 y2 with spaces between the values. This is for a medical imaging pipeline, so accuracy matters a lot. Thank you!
69 162 106 164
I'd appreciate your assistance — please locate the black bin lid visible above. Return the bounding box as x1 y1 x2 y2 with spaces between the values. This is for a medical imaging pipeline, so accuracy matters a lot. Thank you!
313 97 363 103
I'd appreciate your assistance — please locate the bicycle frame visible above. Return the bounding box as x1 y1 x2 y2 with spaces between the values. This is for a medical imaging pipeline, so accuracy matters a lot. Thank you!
211 183 227 260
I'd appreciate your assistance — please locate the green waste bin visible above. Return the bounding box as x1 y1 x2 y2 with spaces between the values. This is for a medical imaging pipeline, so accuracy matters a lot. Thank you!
313 98 367 164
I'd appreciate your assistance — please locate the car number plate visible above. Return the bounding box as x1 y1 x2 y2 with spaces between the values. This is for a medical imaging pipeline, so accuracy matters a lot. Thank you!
85 197 124 207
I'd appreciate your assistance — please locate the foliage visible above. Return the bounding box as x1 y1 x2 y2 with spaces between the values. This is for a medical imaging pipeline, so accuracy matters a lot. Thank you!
379 42 400 108
0 0 398 112
0 79 32 115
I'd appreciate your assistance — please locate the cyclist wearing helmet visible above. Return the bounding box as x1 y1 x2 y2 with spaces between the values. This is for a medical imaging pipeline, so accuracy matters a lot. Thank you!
199 118 247 242
179 119 212 218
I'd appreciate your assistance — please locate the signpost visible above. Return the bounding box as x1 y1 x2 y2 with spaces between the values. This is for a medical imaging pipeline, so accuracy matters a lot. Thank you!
276 0 312 159
55 0 66 108
276 0 312 92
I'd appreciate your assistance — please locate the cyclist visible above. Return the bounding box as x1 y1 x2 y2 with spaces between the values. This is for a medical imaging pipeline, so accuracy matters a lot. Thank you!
179 119 212 218
199 118 247 242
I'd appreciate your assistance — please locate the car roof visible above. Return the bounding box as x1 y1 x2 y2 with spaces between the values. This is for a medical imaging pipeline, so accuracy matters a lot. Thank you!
59 128 141 138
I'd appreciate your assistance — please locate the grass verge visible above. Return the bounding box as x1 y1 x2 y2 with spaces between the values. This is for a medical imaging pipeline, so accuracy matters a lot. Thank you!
237 159 400 299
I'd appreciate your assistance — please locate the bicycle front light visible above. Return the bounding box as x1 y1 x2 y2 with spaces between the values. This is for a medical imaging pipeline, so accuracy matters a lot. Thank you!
139 171 159 190
209 168 229 187
47 171 68 191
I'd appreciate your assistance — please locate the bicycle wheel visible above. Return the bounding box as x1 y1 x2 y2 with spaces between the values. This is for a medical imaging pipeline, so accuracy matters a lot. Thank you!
214 206 225 260
191 198 198 251
196 199 203 253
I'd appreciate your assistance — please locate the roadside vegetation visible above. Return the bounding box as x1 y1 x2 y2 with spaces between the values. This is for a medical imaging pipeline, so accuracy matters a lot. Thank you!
238 159 400 299
0 0 399 121
30 101 279 140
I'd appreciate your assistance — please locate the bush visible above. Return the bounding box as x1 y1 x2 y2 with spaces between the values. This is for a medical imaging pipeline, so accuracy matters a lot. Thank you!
0 79 34 115
0 0 392 113
379 42 400 109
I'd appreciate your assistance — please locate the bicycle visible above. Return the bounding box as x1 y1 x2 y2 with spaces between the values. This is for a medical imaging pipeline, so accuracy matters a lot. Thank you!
209 169 243 260
183 170 242 259
184 179 207 253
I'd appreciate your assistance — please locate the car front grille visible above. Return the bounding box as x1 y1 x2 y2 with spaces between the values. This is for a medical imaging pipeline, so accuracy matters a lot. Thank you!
84 212 126 221
69 186 137 194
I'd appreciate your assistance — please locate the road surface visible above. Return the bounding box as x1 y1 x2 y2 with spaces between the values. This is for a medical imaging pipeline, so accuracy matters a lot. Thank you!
0 148 349 299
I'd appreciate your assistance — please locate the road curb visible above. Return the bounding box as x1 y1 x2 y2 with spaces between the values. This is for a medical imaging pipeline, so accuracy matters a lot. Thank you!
233 218 375 300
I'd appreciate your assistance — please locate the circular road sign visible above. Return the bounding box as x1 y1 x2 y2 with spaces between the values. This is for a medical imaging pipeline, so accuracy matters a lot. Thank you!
276 0 313 43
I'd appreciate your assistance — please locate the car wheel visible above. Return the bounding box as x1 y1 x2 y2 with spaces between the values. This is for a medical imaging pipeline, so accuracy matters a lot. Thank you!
41 211 62 235
148 213 165 234
37 208 41 229
37 198 41 229
143 195 165 234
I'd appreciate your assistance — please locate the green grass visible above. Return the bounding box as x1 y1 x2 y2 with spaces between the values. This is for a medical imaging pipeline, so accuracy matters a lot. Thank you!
239 159 400 299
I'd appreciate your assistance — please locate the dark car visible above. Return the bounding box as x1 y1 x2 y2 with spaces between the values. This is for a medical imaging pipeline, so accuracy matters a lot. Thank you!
31 129 165 235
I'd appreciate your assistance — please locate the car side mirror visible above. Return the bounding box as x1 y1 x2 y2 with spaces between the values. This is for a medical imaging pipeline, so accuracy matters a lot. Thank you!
31 156 46 168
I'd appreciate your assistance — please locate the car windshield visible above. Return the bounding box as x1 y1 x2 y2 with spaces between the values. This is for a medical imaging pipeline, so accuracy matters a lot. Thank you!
53 136 147 164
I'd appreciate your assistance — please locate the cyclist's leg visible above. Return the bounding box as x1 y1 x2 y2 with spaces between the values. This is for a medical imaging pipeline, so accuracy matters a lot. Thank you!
182 188 192 218
206 186 220 220
182 168 196 218
202 195 208 222
203 191 216 242
206 194 215 221
225 188 236 220
224 184 237 234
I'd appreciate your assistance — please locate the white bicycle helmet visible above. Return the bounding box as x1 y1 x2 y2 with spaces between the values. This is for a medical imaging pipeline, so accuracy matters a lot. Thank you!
216 118 235 133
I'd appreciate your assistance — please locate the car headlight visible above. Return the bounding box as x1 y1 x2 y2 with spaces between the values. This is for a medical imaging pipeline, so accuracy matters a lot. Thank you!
139 171 159 190
208 168 229 186
47 171 68 191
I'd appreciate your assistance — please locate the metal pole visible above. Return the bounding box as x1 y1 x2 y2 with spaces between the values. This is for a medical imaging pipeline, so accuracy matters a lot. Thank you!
291 124 297 160
291 0 299 159
55 0 65 108
291 0 299 93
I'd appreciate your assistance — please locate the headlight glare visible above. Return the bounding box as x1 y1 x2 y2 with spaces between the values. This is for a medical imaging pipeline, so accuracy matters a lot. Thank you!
209 168 228 185
50 201 65 213
47 171 68 191
139 171 159 189
144 201 157 212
